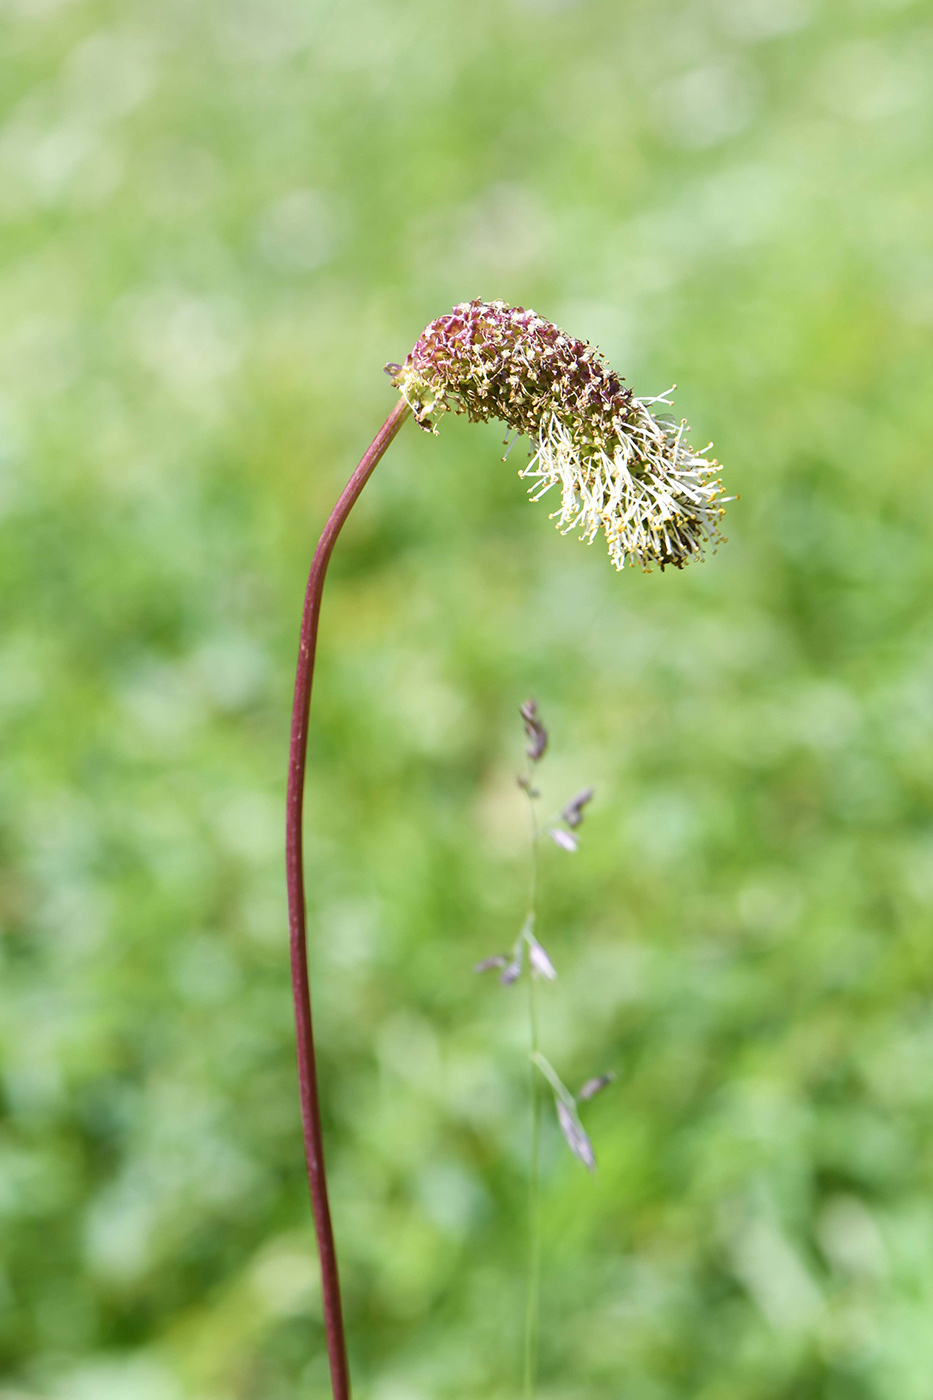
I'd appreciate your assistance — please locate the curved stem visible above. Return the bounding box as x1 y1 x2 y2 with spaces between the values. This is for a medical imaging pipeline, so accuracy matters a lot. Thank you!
286 397 411 1400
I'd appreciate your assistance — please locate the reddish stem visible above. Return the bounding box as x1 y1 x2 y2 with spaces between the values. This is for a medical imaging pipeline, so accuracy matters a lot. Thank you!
286 397 411 1400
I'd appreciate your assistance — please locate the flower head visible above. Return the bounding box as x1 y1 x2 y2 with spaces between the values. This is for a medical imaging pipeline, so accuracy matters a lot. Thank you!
389 299 727 572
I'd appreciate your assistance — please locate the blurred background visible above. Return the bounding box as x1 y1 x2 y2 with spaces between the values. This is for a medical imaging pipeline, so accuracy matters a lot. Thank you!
2 0 933 1396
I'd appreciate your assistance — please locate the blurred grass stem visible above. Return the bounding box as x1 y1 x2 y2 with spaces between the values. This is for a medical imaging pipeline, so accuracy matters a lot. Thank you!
286 397 411 1400
523 778 542 1400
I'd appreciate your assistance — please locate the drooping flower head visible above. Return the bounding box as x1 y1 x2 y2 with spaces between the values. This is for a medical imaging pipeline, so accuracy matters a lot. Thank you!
389 299 727 572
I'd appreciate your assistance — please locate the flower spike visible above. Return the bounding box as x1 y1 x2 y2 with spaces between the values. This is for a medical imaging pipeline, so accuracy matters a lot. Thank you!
390 299 727 572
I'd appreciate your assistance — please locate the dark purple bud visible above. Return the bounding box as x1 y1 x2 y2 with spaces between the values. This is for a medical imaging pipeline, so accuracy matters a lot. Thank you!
500 958 522 986
562 787 595 829
516 774 540 798
520 699 548 763
556 1100 596 1172
577 1072 616 1102
549 828 578 853
474 955 509 974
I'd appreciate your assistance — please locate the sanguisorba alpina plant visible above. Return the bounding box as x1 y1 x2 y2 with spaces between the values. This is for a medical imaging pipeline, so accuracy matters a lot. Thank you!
286 299 727 1400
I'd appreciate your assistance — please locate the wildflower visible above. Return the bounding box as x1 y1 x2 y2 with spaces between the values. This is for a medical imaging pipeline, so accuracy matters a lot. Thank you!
577 1072 616 1102
527 934 558 981
389 299 727 572
500 954 522 987
519 697 548 762
556 1100 596 1173
562 787 594 829
474 954 509 974
532 1052 597 1172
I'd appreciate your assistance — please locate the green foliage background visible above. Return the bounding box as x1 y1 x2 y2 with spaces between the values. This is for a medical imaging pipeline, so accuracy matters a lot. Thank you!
2 0 933 1396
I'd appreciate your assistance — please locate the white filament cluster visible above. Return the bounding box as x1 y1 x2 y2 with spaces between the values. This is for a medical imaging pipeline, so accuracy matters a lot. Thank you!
519 392 726 572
